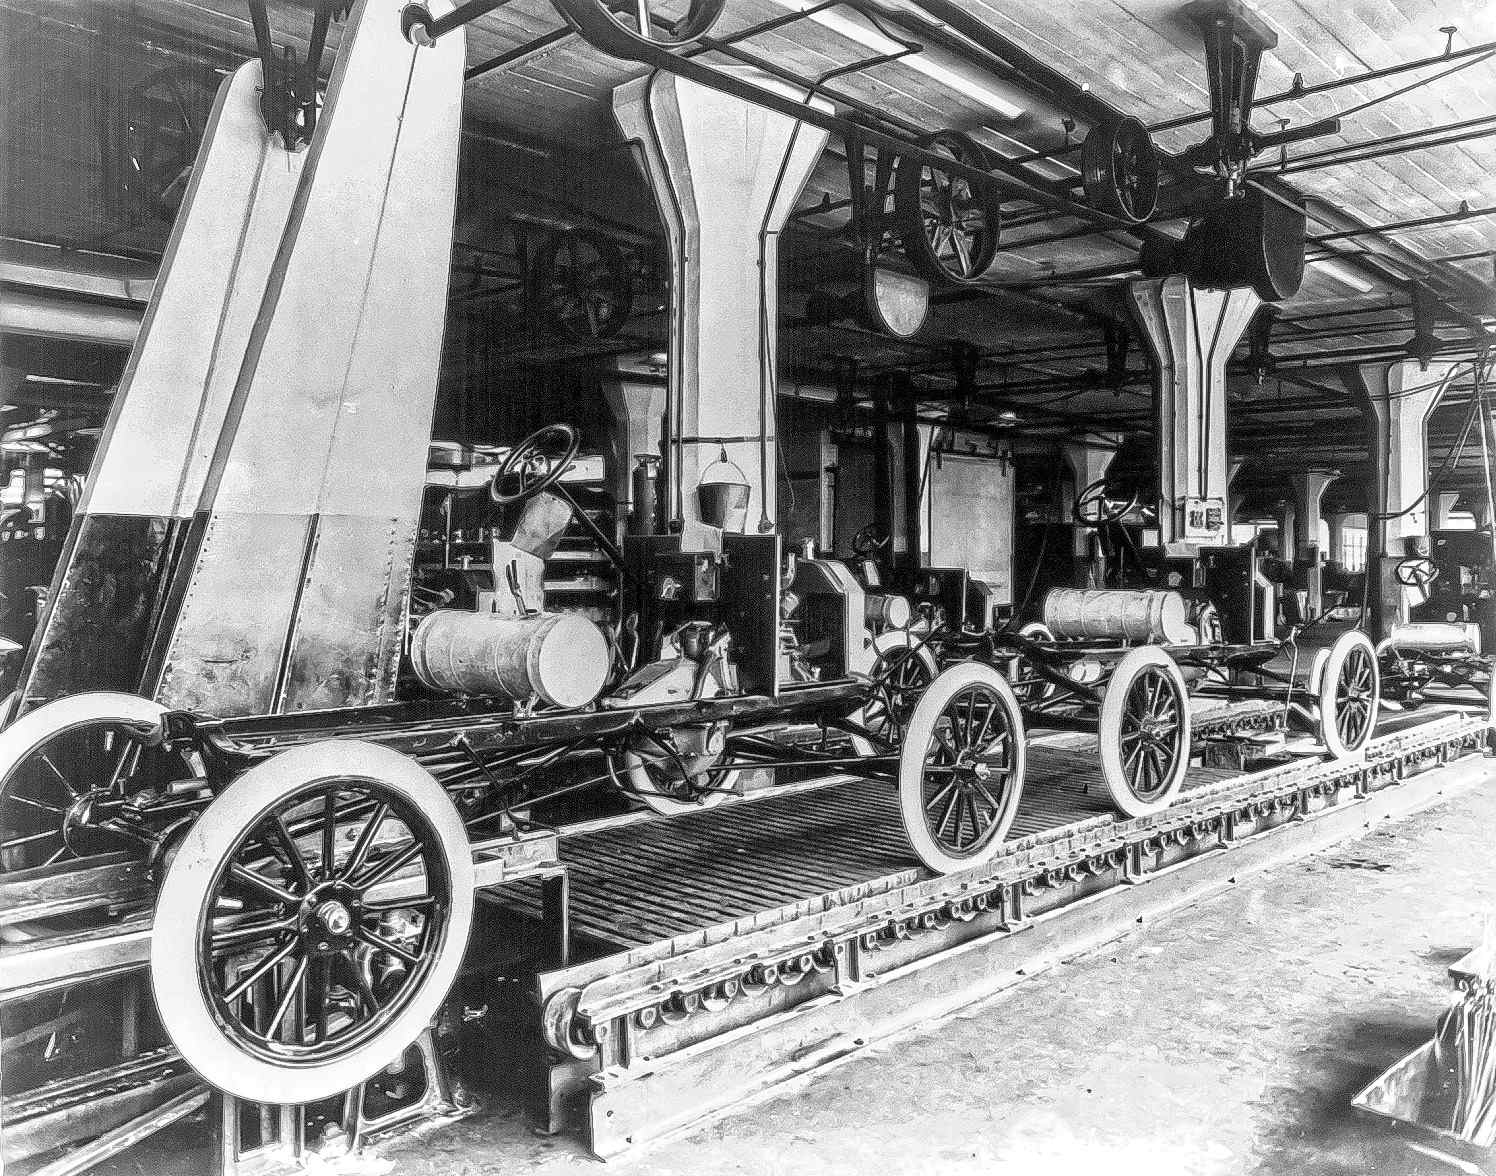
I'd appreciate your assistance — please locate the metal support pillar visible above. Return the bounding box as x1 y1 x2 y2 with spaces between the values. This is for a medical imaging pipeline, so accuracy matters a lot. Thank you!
1294 468 1339 615
1062 431 1123 586
613 70 828 548
16 61 305 711
901 380 923 575
601 373 665 533
1346 358 1460 639
1128 276 1261 554
1274 499 1296 562
145 0 465 716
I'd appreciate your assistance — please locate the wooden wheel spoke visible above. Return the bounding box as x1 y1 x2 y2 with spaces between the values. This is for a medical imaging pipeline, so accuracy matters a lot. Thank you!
37 754 81 799
268 813 313 890
341 801 390 882
264 955 309 1040
320 792 339 878
951 230 973 275
2 829 62 851
229 863 301 907
212 914 296 953
356 926 419 967
7 794 66 815
924 777 960 812
351 841 424 894
934 787 960 838
970 778 1004 815
222 937 298 1003
363 894 436 916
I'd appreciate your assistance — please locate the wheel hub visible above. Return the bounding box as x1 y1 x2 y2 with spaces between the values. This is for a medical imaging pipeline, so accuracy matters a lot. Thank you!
301 883 361 952
1137 717 1172 741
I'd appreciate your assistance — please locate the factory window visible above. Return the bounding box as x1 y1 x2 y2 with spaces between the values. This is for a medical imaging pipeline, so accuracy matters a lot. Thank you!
1339 527 1367 572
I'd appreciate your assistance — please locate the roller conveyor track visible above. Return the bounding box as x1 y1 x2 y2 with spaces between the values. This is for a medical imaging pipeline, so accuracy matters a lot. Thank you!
518 707 1492 1159
507 747 1244 953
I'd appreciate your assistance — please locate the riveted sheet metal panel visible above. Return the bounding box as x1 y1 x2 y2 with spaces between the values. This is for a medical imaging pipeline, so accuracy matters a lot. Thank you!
151 0 464 717
16 62 304 711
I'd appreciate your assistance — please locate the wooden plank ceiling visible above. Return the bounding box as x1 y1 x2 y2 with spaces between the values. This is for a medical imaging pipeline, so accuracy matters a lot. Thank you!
69 0 1496 496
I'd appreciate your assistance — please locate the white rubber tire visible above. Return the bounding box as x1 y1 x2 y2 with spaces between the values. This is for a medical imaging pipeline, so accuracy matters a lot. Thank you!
151 739 474 1104
0 692 168 781
1307 647 1331 696
851 630 940 757
1098 646 1190 818
897 662 1026 874
1317 629 1380 759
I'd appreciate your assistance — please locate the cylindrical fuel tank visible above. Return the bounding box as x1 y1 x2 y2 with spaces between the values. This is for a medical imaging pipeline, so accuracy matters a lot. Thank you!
1042 588 1194 644
410 610 609 707
864 592 911 629
1384 622 1478 654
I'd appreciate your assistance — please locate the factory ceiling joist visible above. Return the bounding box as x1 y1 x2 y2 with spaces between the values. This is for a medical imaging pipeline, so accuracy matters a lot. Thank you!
4 0 1494 504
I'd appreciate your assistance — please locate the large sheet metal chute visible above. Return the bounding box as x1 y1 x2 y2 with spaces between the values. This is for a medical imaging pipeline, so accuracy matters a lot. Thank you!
16 62 308 712
144 0 465 717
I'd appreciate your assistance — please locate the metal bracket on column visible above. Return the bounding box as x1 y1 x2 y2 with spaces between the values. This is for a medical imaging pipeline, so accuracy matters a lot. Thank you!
1128 275 1261 554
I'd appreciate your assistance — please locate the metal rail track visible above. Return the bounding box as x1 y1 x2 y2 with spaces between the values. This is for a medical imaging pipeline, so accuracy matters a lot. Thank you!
514 710 1492 1156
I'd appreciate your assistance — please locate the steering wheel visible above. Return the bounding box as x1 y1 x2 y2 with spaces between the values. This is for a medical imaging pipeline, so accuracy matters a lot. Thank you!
851 523 892 559
1395 556 1440 590
1073 479 1138 528
490 424 580 506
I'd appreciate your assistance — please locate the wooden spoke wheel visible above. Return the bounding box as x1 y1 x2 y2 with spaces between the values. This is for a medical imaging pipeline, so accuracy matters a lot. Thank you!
0 693 185 873
1098 647 1190 817
151 741 473 1104
612 722 740 816
895 131 1001 286
531 230 634 341
852 630 940 756
1317 630 1379 758
550 0 727 57
897 663 1025 873
121 65 221 221
1081 115 1160 223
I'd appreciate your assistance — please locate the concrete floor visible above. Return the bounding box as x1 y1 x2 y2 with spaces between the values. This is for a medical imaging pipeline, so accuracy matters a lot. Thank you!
381 764 1496 1176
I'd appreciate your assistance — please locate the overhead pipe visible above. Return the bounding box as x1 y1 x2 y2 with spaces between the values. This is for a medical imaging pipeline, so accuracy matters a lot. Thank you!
0 290 140 347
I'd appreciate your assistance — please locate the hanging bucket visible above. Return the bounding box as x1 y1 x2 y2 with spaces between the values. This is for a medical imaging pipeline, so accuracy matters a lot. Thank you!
696 450 751 533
